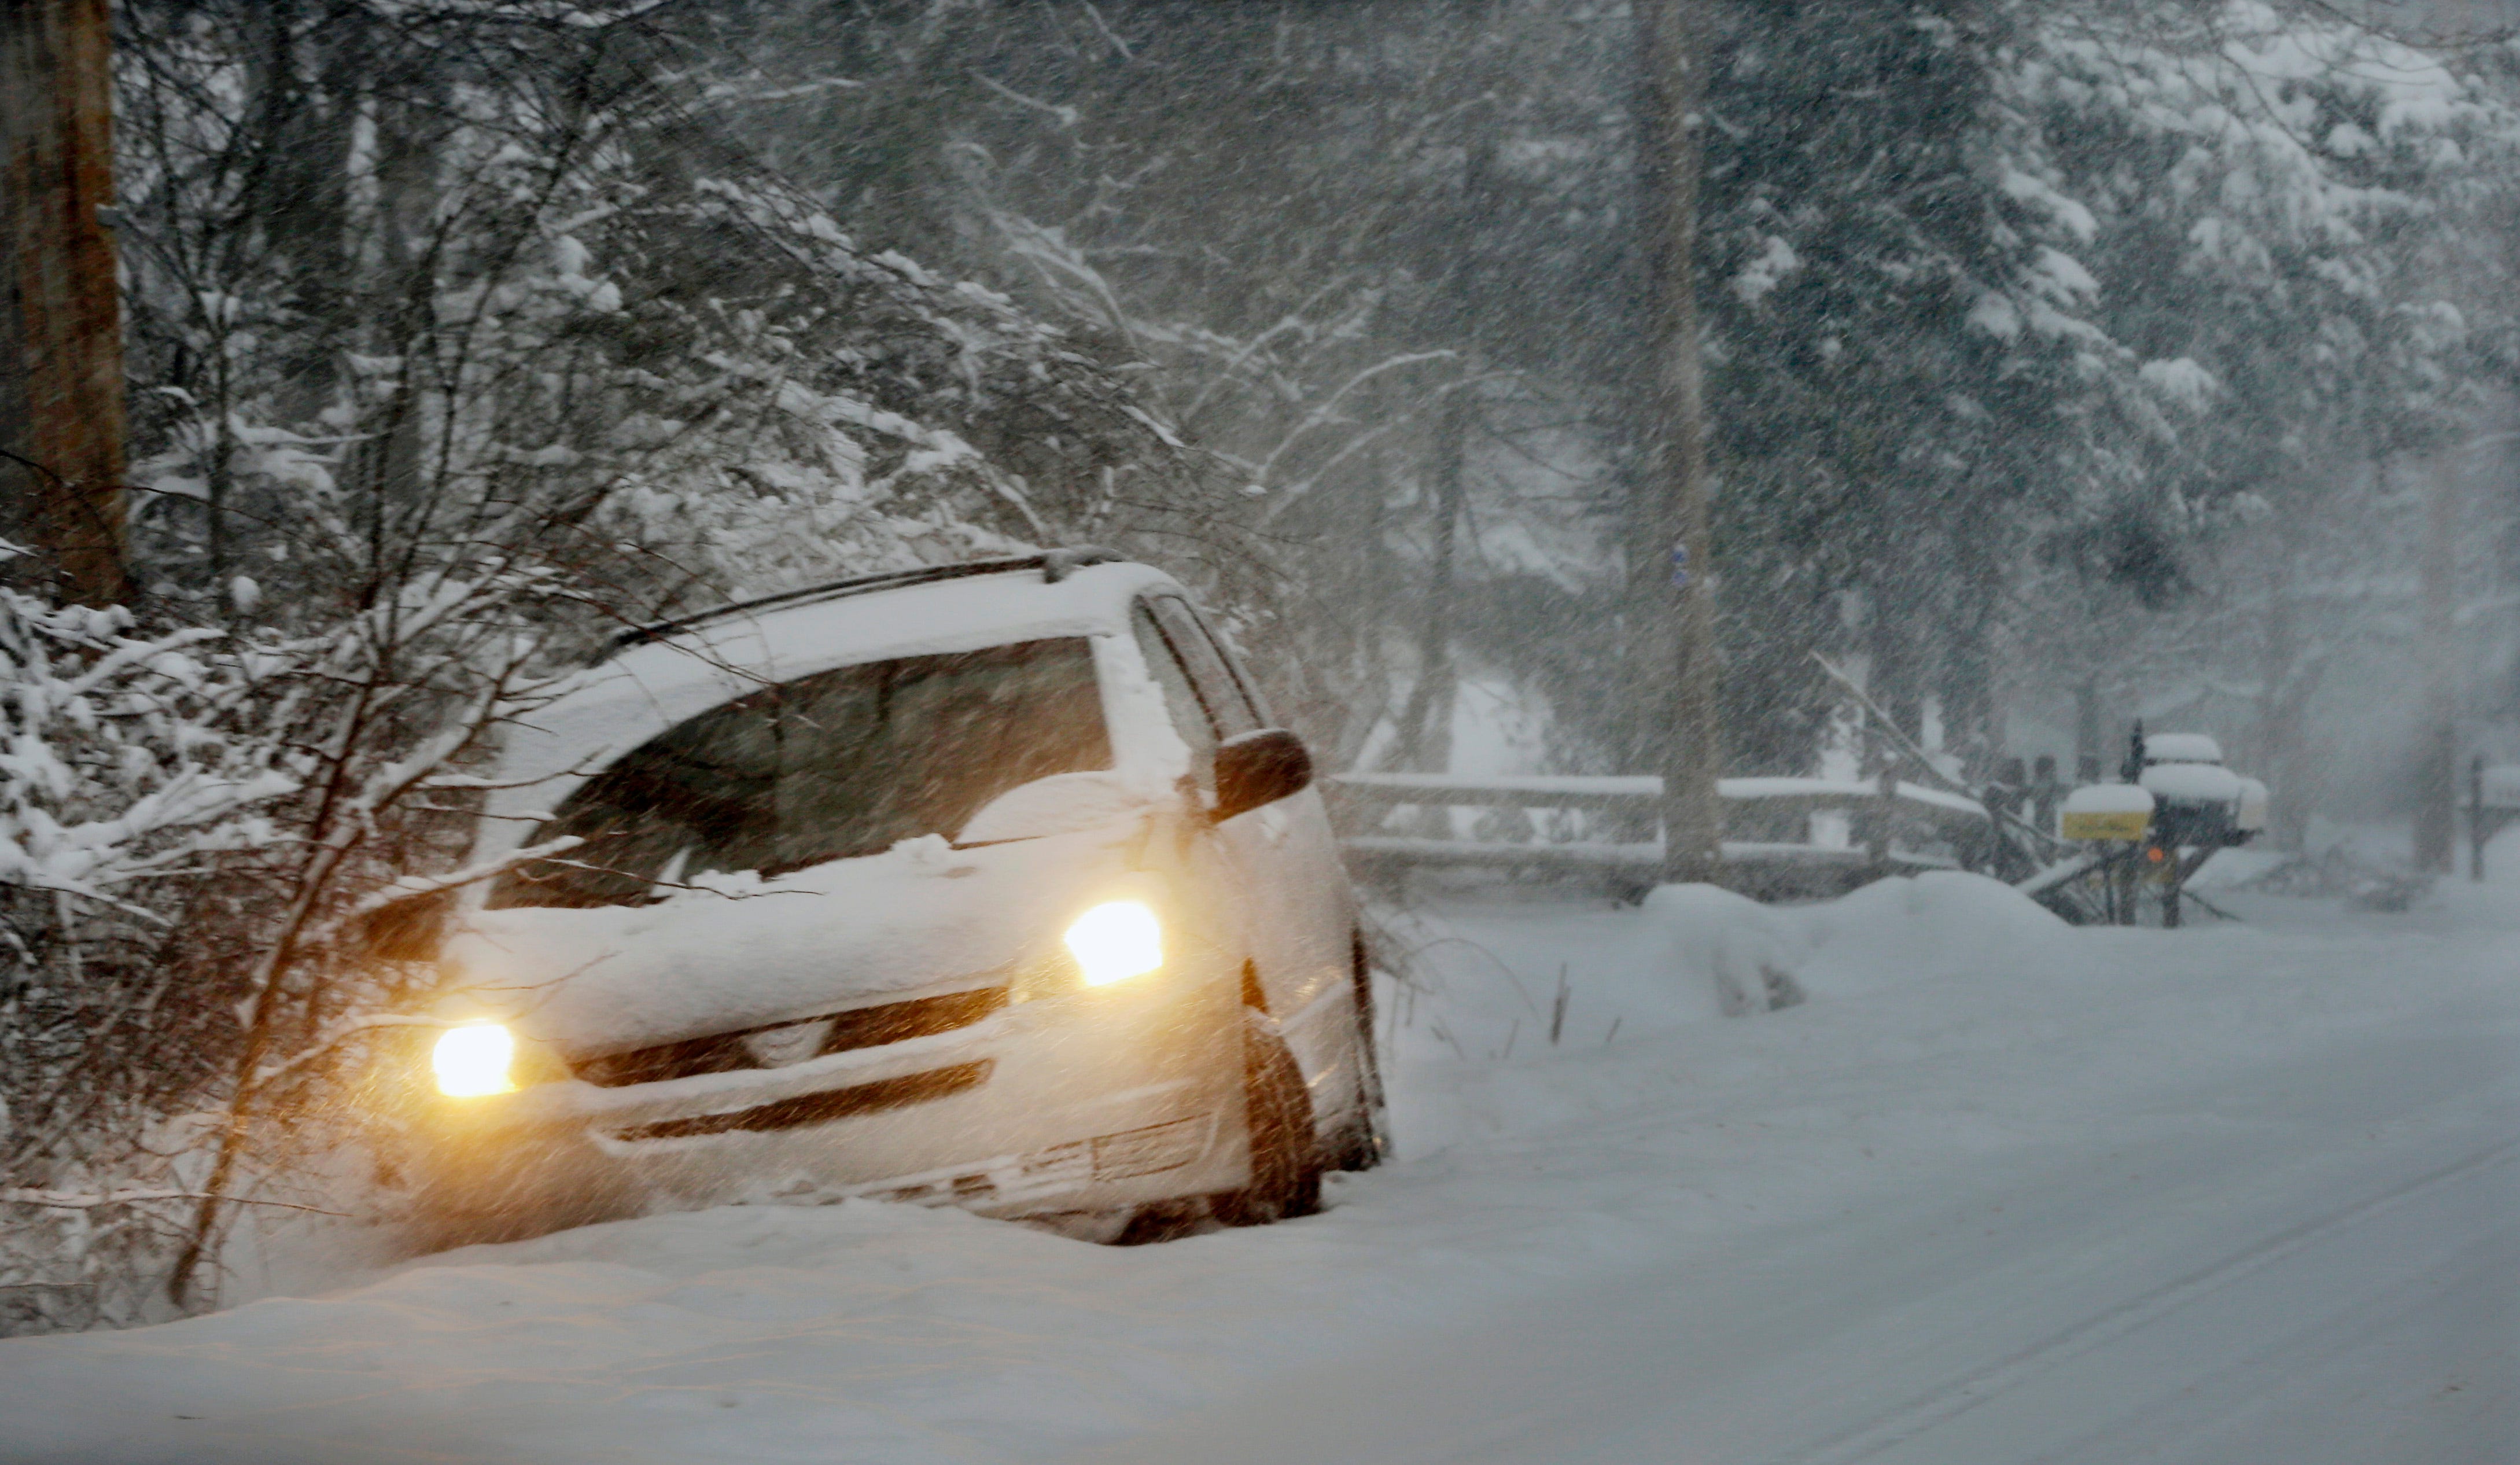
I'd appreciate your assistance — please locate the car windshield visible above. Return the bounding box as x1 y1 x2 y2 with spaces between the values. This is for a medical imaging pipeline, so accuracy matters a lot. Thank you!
489 636 1110 909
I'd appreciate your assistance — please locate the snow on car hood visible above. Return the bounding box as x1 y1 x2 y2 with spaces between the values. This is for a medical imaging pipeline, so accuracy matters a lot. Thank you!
441 827 1138 1058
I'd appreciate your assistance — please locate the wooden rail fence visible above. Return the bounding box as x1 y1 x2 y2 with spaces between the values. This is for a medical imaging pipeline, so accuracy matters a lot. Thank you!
1327 772 1993 900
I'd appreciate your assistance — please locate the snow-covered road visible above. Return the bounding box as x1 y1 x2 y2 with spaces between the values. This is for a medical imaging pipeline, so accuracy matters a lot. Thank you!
5 874 2517 1464
1090 1007 2520 1465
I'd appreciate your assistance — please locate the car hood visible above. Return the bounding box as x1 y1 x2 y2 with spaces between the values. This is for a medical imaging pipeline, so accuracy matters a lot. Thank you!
440 826 1140 1058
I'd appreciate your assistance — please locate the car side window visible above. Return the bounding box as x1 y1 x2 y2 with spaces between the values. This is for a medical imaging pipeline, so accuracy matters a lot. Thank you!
1133 603 1220 785
1144 595 1263 737
1178 601 1276 728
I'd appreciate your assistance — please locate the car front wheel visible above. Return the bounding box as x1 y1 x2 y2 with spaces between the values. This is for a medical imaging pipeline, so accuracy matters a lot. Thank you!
1211 1006 1322 1225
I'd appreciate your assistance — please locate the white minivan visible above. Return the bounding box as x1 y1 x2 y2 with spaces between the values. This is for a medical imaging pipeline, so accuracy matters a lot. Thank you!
395 550 1384 1244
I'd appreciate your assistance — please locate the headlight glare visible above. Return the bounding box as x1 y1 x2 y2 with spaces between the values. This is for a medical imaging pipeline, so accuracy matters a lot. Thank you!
1064 900 1163 987
432 1022 515 1098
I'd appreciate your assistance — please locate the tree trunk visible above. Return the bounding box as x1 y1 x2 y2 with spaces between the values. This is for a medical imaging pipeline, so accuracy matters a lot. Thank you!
1391 5 1482 771
2257 517 2311 852
2073 678 2104 786
257 1 358 430
1394 378 1468 775
1940 533 2004 778
1633 0 1722 886
1868 585 1925 759
0 0 127 605
1394 78 1494 776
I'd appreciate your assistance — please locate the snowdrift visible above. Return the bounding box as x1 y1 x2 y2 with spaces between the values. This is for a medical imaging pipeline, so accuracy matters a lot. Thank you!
1393 871 2072 1063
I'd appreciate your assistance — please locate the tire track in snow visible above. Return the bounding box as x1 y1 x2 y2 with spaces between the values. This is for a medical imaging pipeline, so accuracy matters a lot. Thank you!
1764 1135 2520 1465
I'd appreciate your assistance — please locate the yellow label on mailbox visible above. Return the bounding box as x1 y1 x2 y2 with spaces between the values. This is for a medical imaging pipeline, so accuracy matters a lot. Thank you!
2060 809 2151 841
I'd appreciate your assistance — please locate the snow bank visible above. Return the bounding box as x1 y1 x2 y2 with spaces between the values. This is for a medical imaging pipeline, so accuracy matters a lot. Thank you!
1383 870 2076 1169
2187 845 2296 891
2426 824 2520 930
1791 871 2069 999
1395 873 2069 1061
1638 882 1804 1014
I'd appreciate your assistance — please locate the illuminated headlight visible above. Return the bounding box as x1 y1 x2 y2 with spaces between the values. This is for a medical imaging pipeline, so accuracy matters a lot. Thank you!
432 1022 516 1098
1063 900 1163 987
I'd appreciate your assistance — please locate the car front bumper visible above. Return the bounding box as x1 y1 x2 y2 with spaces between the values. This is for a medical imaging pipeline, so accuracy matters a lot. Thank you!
401 955 1249 1245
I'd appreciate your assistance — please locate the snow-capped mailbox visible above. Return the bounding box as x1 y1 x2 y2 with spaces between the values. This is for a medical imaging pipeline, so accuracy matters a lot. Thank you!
2139 761 2244 846
2141 732 2224 765
2060 782 2154 841
2138 761 2243 807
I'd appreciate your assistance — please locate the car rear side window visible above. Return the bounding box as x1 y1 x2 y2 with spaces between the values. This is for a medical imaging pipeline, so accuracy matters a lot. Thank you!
490 638 1110 908
1142 595 1263 737
1133 603 1218 777
1174 602 1274 728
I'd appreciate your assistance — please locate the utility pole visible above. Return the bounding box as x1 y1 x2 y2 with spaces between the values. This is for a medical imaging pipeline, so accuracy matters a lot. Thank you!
2414 454 2460 873
1633 0 1722 885
1 0 128 606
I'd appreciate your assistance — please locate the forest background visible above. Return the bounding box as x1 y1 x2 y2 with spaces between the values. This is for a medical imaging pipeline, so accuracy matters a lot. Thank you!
3 0 2518 1331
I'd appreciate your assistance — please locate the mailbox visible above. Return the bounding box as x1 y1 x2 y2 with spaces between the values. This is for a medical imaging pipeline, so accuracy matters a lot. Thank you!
2061 782 2154 842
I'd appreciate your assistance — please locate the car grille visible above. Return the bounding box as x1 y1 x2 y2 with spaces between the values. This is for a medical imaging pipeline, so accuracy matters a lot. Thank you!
606 1062 993 1141
572 987 1007 1088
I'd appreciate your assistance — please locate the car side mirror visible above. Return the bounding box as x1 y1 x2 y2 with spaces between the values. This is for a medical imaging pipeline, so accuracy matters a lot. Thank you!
1213 728 1313 822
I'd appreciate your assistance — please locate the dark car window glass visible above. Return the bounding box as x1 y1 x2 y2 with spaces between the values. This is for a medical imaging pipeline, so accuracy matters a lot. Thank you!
1145 596 1262 737
490 638 1110 909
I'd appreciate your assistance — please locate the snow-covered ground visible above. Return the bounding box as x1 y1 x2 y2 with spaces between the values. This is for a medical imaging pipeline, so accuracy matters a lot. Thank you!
5 863 2519 1464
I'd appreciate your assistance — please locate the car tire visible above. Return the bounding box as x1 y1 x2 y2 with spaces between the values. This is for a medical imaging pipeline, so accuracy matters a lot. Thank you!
1211 1007 1322 1226
1330 929 1392 1173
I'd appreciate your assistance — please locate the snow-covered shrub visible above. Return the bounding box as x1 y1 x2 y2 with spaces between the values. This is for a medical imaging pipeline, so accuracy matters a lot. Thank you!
0 557 291 1332
0 549 599 1330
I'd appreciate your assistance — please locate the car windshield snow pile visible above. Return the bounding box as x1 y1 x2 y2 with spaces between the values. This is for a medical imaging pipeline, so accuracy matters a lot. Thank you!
491 637 1110 909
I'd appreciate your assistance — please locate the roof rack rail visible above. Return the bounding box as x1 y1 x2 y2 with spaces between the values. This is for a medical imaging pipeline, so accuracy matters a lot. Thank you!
609 546 1128 650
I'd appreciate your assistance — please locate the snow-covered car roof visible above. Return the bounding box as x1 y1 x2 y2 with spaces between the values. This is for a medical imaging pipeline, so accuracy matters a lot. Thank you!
487 558 1181 827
